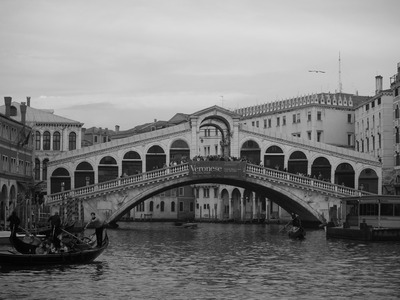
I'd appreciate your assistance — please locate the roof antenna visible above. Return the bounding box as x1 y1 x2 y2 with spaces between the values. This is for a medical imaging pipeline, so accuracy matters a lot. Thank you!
338 52 343 94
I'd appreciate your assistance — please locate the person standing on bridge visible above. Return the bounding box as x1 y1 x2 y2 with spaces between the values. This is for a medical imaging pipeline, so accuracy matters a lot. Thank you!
85 212 104 247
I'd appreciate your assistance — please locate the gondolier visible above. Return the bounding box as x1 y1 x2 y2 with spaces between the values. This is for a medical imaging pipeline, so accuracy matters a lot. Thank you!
85 212 105 248
7 211 21 235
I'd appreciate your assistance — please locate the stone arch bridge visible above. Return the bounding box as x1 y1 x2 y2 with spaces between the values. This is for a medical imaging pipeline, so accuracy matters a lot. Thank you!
46 106 381 226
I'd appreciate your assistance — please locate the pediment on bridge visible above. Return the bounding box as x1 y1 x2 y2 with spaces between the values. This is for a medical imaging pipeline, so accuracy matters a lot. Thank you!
191 105 242 120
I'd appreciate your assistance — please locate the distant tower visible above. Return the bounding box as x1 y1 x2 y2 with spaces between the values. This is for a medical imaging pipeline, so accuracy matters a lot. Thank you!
338 52 343 94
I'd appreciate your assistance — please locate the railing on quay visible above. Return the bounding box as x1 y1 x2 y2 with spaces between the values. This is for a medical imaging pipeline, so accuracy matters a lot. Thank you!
47 162 371 205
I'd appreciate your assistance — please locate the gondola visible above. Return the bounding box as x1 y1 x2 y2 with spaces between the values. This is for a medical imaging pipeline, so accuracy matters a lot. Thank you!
0 231 109 266
288 226 306 239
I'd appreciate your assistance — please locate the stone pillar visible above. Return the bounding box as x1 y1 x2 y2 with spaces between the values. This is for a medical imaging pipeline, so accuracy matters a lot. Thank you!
229 197 233 219
240 196 245 221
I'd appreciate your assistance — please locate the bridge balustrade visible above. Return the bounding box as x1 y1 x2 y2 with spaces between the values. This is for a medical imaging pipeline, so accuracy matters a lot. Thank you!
47 162 371 206
46 164 189 205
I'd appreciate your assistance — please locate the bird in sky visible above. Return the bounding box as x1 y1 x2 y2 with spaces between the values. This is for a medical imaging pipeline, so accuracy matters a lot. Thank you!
308 70 326 73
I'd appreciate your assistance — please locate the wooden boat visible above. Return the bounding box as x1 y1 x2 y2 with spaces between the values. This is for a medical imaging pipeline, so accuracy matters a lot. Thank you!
0 231 45 246
174 222 198 229
326 195 400 241
0 232 109 266
288 226 306 239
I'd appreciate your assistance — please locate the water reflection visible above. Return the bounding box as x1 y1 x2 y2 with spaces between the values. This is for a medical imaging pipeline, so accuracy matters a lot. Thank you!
1 222 400 299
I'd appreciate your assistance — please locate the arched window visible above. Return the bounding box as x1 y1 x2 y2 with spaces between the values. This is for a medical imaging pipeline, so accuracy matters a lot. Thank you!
43 131 51 150
69 132 77 150
149 201 154 212
53 131 61 150
42 159 49 181
35 131 41 150
171 201 175 212
160 201 165 212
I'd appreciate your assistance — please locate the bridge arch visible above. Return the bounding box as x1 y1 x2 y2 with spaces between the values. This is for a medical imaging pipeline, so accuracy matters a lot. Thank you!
263 145 285 170
358 168 379 193
220 188 230 219
50 167 71 193
334 162 355 188
240 139 261 164
169 138 190 164
122 150 142 176
74 161 95 188
288 150 309 175
106 174 324 225
311 156 332 181
146 144 166 171
98 155 118 182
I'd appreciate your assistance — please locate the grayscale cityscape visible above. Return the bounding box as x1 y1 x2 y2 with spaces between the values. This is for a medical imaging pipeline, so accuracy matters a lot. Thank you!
1 1 400 299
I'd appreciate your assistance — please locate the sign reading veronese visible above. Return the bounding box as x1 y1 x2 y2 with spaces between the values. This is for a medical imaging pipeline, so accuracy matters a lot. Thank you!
188 161 247 178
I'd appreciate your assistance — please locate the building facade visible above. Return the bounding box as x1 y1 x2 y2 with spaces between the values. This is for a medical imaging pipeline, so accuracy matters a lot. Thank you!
0 98 33 228
391 62 400 194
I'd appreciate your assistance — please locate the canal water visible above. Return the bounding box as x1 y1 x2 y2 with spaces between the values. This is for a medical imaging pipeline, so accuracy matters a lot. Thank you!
1 222 399 300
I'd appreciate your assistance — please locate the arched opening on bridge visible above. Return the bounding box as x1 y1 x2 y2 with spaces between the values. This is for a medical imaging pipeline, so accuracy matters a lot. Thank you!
232 188 241 221
221 188 230 220
170 139 190 164
74 161 95 188
9 185 16 210
240 140 261 164
146 145 166 171
288 151 308 175
358 168 379 193
264 145 284 170
200 115 231 157
50 168 71 193
122 151 142 176
98 156 118 183
311 157 331 181
0 185 8 229
334 163 355 188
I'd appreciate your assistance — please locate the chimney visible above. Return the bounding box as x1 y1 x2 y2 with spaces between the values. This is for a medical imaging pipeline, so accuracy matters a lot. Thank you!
27 96 31 107
115 125 120 133
375 75 383 95
20 102 27 125
154 119 157 123
4 97 11 117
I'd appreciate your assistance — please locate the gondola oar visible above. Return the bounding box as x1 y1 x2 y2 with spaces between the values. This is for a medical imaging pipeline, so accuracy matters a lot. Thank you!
279 220 292 233
61 228 92 246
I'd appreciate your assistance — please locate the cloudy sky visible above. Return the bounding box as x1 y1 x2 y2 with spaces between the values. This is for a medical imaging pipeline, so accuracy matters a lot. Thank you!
1 0 399 130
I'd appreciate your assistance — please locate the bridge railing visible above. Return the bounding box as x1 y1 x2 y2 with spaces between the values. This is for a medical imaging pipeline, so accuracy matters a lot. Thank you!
47 162 372 205
46 164 189 205
246 164 372 196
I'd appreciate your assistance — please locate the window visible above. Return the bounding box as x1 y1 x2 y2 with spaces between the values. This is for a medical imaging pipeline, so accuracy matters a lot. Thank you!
94 136 98 143
34 158 40 180
42 159 49 180
371 101 375 108
252 121 255 127
149 201 154 212
160 201 165 212
268 119 271 128
69 132 77 150
396 105 400 119
347 114 352 123
35 131 41 150
171 202 175 212
179 187 184 196
53 132 60 150
179 201 184 212
307 131 312 140
307 112 311 122
293 114 296 123
317 111 322 121
348 134 353 146
256 120 259 128
277 117 280 126
263 119 267 129
190 202 194 212
282 116 286 126
214 188 218 198
377 98 381 105
317 131 322 142
204 188 210 198
296 113 300 123
366 104 369 111
43 131 50 150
